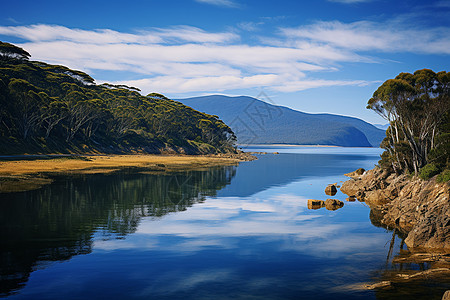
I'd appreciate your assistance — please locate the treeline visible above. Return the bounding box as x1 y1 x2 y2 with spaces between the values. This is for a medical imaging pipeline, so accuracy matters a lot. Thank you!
0 42 236 154
367 69 449 181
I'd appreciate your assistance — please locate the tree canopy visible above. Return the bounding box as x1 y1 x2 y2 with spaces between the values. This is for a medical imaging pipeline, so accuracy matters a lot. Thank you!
367 69 449 179
0 41 236 155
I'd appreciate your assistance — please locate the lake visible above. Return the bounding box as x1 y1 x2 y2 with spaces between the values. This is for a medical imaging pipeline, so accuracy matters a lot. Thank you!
1 146 448 299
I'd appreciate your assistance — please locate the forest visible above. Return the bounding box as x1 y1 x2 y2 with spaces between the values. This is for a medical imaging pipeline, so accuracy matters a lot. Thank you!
0 41 236 155
367 69 449 181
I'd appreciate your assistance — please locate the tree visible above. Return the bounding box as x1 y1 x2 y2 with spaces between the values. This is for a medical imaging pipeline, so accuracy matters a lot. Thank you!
0 42 31 61
368 69 450 175
8 79 42 139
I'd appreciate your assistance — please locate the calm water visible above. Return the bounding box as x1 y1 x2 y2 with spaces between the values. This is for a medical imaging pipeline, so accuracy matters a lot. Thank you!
1 147 449 299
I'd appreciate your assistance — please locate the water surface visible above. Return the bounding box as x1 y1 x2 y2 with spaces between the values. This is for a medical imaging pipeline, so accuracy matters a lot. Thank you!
1 147 448 299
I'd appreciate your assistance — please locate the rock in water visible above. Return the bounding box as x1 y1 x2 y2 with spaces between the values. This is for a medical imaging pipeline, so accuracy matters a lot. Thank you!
308 199 325 210
325 199 344 211
325 184 337 196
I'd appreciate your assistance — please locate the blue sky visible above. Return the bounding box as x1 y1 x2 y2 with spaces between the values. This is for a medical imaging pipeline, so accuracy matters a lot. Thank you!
1 0 449 124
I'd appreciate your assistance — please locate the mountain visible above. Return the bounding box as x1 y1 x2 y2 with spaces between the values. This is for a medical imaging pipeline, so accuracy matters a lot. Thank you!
373 123 390 131
0 42 235 155
178 95 385 147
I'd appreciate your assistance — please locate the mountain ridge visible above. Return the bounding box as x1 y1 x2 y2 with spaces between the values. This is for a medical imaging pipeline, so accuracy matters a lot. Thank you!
178 95 385 147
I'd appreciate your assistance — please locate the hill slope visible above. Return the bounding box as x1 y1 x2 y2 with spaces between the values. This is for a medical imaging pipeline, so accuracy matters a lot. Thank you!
0 42 235 155
178 95 385 147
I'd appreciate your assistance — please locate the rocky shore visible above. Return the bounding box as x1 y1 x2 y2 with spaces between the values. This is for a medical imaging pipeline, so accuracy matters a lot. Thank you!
341 167 449 250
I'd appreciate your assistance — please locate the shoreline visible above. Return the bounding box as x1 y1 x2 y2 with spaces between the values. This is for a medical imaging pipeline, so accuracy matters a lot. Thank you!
240 144 340 148
340 167 450 293
0 153 252 194
341 167 449 251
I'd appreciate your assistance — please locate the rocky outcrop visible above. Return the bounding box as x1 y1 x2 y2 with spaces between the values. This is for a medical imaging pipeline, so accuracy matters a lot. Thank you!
341 167 450 250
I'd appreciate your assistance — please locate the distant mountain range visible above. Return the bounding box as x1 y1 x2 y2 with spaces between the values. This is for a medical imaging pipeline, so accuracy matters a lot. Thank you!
373 124 390 130
178 95 386 147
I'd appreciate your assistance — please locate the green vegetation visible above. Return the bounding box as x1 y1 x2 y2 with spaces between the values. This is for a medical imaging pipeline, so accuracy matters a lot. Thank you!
0 42 236 155
367 69 449 180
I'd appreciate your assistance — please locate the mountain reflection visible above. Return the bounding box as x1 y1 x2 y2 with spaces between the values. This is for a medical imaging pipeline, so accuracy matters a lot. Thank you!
0 166 236 296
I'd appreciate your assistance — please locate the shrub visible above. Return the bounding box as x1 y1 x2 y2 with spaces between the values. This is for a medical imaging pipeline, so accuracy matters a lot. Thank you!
419 163 440 180
437 169 450 182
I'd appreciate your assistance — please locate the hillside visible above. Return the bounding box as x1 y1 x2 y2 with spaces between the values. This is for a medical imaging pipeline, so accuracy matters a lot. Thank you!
0 42 236 155
178 95 385 147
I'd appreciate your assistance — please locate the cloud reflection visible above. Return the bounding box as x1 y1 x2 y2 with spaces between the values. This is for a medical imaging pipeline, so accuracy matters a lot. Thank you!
94 193 352 254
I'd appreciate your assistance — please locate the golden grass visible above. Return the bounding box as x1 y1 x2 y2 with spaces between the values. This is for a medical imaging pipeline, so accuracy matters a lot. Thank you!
0 155 240 176
0 154 242 193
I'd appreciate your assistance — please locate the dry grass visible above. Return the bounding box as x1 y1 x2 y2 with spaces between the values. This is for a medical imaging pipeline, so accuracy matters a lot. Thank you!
0 154 241 193
0 155 240 176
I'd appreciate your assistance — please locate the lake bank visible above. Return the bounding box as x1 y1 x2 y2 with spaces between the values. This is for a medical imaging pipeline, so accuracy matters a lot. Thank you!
341 167 449 251
0 153 253 193
340 167 449 297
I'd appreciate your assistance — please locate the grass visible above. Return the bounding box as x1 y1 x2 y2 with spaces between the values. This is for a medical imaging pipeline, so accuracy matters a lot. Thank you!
0 154 242 193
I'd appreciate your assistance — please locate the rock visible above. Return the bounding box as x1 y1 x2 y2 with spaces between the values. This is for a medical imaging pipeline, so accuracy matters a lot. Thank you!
443 290 450 300
344 168 366 179
395 268 450 280
346 196 356 202
325 199 344 211
340 180 362 197
365 281 391 290
325 184 337 196
341 166 450 250
308 199 325 210
273 152 279 154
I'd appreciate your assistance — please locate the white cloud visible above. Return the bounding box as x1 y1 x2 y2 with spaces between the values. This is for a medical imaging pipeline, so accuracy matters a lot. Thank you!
195 0 239 8
0 18 448 95
0 24 238 45
280 20 450 55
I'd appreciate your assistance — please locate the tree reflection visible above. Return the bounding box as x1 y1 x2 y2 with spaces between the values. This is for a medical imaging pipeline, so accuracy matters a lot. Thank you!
0 166 236 296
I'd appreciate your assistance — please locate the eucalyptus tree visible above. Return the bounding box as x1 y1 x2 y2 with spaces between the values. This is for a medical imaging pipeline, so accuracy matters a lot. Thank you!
367 69 449 174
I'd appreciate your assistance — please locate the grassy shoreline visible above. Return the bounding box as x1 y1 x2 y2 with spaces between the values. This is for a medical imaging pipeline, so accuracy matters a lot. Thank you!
0 154 249 194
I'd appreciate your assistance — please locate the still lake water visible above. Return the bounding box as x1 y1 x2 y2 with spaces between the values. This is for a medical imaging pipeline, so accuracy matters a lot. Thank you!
1 146 449 299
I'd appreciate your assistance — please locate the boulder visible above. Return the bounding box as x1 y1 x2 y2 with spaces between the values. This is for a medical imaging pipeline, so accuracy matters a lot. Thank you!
325 199 344 211
344 168 365 179
443 290 450 300
346 196 356 202
325 184 337 196
308 199 325 210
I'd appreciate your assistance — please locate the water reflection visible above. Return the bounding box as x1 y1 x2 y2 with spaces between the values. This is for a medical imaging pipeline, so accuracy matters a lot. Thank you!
0 166 236 296
1 147 448 300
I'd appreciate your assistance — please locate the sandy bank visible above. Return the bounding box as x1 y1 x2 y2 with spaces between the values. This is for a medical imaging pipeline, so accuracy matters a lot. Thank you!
0 153 253 193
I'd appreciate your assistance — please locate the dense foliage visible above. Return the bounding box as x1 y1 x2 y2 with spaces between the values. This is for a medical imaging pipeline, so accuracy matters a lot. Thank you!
0 42 236 154
367 69 449 180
